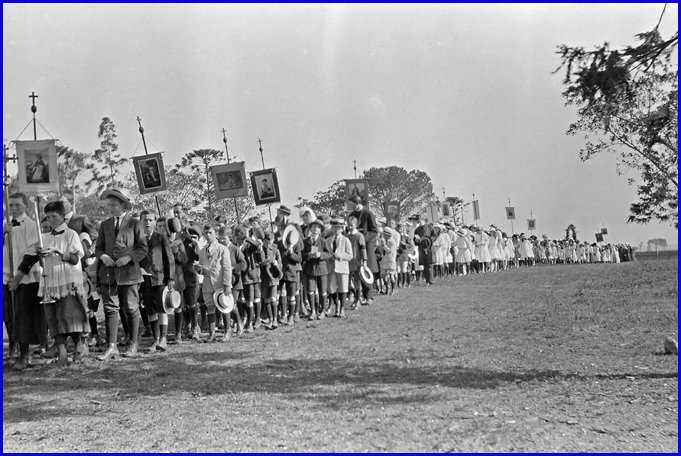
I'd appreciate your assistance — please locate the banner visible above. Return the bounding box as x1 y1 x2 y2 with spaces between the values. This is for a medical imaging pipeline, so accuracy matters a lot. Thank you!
133 152 167 195
16 139 59 193
426 204 440 223
527 219 536 230
441 202 451 218
211 161 248 199
384 200 400 221
250 168 281 206
472 200 480 220
505 206 516 220
345 179 369 209
601 227 608 235
595 233 604 242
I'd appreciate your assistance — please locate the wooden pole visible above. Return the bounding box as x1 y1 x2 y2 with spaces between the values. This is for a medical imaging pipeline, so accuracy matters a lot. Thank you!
136 116 163 215
222 128 241 224
258 138 273 225
3 145 17 313
508 198 514 235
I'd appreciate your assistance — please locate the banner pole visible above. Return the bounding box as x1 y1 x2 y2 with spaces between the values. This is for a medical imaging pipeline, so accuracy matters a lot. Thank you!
221 129 241 224
136 117 163 215
258 139 273 225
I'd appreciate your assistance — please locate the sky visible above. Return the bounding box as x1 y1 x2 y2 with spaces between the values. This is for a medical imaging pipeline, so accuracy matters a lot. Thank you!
3 3 678 249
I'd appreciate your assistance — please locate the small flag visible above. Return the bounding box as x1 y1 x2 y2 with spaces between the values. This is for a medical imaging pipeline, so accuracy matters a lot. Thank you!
472 200 480 220
527 219 536 230
505 206 515 220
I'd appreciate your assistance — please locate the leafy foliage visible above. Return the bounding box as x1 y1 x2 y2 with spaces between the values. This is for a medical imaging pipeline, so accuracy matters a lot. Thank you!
646 237 668 251
296 179 347 217
86 117 129 194
555 16 678 228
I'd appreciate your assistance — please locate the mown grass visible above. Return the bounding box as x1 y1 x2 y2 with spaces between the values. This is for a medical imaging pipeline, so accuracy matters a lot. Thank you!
3 259 677 452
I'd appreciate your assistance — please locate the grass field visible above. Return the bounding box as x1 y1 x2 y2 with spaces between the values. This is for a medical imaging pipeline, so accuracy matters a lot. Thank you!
3 259 678 452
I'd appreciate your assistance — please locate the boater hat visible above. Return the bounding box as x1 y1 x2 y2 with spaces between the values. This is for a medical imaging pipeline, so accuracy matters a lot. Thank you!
162 287 182 314
360 263 374 285
213 290 235 314
100 188 132 210
282 224 300 247
266 262 283 281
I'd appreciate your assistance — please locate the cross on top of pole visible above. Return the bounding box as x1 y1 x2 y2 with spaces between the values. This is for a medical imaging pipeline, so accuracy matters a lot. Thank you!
29 91 38 113
258 138 263 152
136 116 144 133
221 128 228 143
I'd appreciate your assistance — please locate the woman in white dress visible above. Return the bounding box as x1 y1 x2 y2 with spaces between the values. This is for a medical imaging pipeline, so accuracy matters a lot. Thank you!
474 227 491 273
487 228 501 272
519 235 534 267
20 201 87 366
454 228 473 276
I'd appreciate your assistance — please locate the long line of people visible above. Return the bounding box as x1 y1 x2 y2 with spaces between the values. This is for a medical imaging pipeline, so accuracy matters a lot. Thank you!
3 189 635 370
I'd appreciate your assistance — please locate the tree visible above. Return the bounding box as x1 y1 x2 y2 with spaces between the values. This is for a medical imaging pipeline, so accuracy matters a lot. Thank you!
177 148 225 222
363 166 437 218
87 117 128 194
296 179 347 216
444 195 470 225
296 166 437 220
57 144 90 209
646 237 668 251
555 11 678 228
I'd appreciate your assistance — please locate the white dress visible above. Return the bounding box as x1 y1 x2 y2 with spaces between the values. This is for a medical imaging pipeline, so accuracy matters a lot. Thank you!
474 232 492 262
487 231 501 261
38 223 85 300
455 234 473 263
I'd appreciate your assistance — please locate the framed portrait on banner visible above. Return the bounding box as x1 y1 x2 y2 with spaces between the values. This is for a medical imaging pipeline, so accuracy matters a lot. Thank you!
527 219 536 230
211 162 248 199
505 206 516 220
345 179 369 209
16 139 59 193
601 227 608 235
385 200 400 221
595 233 604 242
442 203 451 218
133 153 167 194
251 168 281 206
426 204 440 223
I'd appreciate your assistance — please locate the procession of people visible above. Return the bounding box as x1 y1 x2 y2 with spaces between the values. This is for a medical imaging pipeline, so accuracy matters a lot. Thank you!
3 188 636 370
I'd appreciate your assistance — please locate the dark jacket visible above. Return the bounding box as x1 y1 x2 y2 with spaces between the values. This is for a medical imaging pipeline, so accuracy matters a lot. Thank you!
260 243 282 287
95 213 148 287
228 243 247 290
276 238 303 281
170 238 188 291
302 236 333 277
181 236 200 288
139 231 174 287
241 238 263 285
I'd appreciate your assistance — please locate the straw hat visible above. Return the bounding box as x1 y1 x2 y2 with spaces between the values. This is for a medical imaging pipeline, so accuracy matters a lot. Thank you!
360 264 374 285
282 224 300 247
100 188 132 210
162 287 182 314
213 290 235 314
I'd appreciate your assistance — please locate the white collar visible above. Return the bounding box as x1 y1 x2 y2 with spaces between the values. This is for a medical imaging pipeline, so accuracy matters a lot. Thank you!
64 211 74 221
54 222 68 232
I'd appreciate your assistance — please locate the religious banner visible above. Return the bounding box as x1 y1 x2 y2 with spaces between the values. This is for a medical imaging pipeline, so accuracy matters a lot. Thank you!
211 161 248 200
16 139 59 193
601 227 608 235
472 200 480 221
133 152 167 195
251 168 281 206
345 179 369 209
426 204 440 223
505 206 516 220
527 219 536 231
595 233 604 242
441 202 451 218
385 200 400 221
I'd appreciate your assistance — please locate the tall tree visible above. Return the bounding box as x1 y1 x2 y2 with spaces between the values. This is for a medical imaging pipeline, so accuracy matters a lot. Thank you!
176 148 225 223
57 144 90 209
87 117 128 194
296 179 347 216
555 12 678 227
363 166 437 218
444 195 469 225
296 166 437 220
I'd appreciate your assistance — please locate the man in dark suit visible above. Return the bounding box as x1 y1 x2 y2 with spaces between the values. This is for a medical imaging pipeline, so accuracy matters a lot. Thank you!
94 188 148 361
139 210 174 351
347 195 379 304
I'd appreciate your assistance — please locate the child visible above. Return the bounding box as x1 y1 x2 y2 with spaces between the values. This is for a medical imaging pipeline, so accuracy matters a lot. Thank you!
379 227 398 295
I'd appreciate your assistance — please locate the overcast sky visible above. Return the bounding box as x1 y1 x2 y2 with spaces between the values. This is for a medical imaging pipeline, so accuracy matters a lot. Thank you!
3 3 678 248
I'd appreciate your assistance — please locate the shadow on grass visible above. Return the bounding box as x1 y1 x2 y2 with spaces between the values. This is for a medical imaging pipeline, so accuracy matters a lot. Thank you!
4 348 678 423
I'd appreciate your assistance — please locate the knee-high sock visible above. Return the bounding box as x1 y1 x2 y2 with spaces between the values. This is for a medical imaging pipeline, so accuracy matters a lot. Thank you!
140 307 149 329
127 308 140 344
254 299 262 323
149 313 160 339
89 316 99 337
119 308 129 336
338 292 346 313
174 311 184 336
106 312 119 344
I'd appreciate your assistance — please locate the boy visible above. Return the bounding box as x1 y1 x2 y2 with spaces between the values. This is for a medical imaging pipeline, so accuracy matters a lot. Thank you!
197 225 232 342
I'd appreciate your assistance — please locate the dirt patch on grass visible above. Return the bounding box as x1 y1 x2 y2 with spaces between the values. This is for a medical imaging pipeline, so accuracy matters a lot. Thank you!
3 260 677 451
